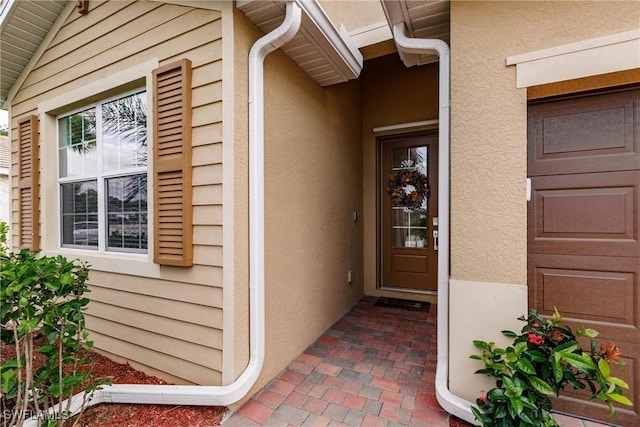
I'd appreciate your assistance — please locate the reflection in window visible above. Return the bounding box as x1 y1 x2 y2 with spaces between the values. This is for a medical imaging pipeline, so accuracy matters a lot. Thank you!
58 90 147 253
61 181 98 247
58 109 97 178
106 175 147 250
102 93 147 172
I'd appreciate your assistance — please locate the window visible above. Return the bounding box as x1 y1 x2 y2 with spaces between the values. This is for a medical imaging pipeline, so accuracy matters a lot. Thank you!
58 91 148 253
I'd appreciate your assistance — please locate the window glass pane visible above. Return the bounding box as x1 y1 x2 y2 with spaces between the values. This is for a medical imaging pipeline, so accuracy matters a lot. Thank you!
389 145 429 249
106 174 148 251
102 92 148 172
61 180 98 247
58 109 97 178
392 207 428 248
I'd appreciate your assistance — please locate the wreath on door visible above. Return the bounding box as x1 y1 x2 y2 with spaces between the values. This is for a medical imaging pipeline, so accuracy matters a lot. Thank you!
387 168 430 210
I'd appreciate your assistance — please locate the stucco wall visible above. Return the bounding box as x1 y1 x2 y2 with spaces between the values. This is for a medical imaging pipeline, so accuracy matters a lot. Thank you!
448 0 640 402
361 54 440 302
319 0 385 32
9 0 226 385
233 10 365 401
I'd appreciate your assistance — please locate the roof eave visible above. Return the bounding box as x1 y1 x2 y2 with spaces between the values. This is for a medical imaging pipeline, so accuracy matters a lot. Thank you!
237 0 363 86
380 0 450 67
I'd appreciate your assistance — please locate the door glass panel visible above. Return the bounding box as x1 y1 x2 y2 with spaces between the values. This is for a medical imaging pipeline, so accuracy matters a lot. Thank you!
390 145 428 248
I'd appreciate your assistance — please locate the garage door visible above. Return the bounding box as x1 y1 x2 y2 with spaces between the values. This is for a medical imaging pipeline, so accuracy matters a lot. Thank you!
528 86 639 425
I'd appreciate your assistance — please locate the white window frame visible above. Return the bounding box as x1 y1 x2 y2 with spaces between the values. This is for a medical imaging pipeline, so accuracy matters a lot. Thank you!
57 90 148 254
38 59 160 278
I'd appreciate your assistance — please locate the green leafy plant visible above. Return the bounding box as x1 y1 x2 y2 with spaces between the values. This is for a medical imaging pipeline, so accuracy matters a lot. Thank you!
1 223 109 427
470 308 631 427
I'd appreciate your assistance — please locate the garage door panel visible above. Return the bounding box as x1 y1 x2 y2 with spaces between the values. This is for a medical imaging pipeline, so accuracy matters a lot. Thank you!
528 254 639 342
528 86 640 425
528 171 640 257
528 88 640 176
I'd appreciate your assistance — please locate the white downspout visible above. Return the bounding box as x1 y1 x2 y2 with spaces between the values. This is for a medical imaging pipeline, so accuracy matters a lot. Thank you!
392 23 476 425
25 4 302 424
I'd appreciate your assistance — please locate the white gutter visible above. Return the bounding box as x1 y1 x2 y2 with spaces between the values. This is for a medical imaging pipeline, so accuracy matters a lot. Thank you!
25 4 302 425
392 23 477 425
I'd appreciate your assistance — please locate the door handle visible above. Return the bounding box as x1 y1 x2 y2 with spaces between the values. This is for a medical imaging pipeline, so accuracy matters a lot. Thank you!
433 230 438 251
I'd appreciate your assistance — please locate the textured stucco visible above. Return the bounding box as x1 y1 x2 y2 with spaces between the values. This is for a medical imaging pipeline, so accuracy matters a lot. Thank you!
232 9 253 383
319 0 386 32
232 10 364 404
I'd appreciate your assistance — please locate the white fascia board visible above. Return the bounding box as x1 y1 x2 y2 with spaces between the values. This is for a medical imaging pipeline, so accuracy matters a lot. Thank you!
506 29 640 88
295 0 363 80
349 20 392 48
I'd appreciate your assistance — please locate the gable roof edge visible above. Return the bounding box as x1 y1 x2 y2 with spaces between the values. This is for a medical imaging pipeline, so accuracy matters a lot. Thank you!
2 1 75 110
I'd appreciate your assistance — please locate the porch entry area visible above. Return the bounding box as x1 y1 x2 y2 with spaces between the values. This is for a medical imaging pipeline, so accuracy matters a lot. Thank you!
528 85 640 425
223 297 465 426
223 297 610 427
379 133 439 293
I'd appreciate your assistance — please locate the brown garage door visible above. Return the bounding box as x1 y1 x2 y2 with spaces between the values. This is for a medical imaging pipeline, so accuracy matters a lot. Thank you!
528 86 639 425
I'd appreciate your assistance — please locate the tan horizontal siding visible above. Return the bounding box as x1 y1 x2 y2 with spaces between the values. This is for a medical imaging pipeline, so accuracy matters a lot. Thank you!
193 245 223 266
193 122 223 146
192 144 222 166
192 61 222 90
165 40 223 71
89 271 222 305
193 101 222 127
193 184 222 206
193 205 223 226
8 1 225 383
87 316 222 369
193 164 223 186
89 285 222 329
160 265 223 286
89 331 222 385
89 301 222 347
14 7 221 108
193 225 222 246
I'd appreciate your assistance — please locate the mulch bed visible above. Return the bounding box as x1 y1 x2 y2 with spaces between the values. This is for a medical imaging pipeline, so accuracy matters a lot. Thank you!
0 341 227 426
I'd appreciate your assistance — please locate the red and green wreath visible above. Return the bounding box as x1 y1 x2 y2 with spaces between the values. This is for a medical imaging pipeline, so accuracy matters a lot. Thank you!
386 169 430 209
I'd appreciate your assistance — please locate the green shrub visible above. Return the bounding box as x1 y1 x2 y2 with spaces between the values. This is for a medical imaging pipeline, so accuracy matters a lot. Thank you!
470 309 631 427
1 222 108 426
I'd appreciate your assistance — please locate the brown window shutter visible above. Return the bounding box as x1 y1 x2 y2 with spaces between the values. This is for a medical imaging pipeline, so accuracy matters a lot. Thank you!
152 59 193 266
17 115 40 251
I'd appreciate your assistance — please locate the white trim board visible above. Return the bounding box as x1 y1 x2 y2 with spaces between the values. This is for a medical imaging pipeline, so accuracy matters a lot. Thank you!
506 29 640 88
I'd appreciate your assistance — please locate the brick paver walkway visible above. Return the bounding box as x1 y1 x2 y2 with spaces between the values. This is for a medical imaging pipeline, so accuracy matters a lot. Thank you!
222 297 611 427
223 296 469 426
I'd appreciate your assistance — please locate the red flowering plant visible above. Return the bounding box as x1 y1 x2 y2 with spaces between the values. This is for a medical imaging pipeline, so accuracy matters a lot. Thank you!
470 308 631 426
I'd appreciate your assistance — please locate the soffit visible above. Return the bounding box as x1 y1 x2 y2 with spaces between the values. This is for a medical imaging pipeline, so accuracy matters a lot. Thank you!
236 0 363 86
381 0 450 67
0 0 67 108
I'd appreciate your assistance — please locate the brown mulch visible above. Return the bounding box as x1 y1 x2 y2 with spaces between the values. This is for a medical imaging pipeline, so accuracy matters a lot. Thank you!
0 340 227 426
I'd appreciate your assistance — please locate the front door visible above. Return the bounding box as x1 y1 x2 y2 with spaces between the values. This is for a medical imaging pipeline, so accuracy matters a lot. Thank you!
380 133 438 292
528 86 640 425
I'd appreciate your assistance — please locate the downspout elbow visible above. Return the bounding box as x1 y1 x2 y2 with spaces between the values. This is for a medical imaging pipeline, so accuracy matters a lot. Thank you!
392 23 449 61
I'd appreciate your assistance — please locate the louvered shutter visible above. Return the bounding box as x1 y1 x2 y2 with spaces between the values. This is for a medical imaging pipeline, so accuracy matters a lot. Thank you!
17 115 40 250
152 59 193 266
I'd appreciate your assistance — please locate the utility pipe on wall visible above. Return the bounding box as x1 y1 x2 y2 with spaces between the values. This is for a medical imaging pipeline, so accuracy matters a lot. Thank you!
392 23 476 425
25 4 303 424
